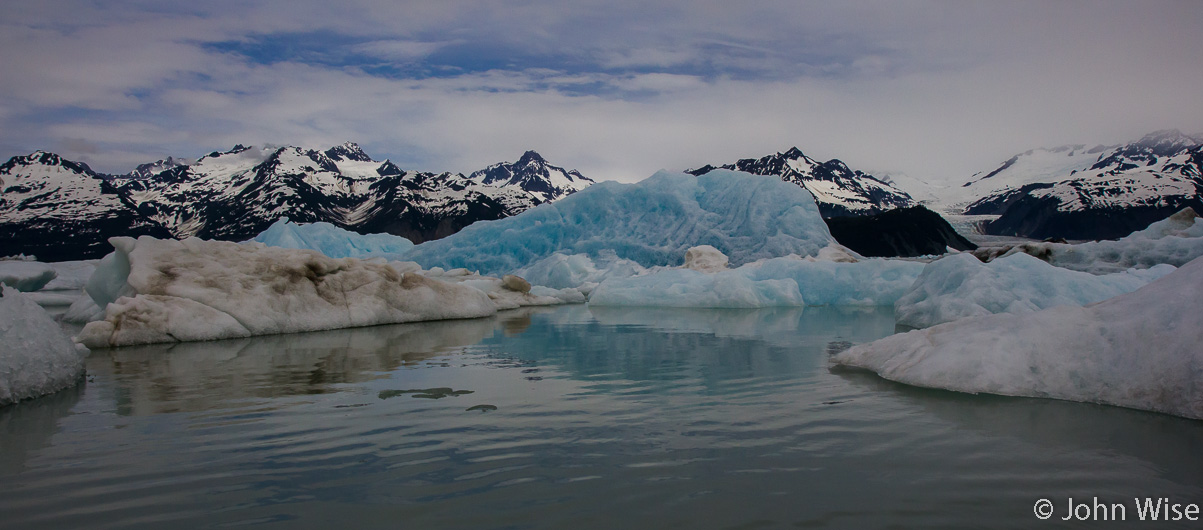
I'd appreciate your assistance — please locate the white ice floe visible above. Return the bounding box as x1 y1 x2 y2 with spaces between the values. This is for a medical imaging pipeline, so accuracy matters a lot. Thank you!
0 261 56 292
895 252 1176 329
589 246 924 308
41 260 97 291
402 170 836 276
1 287 87 406
77 236 497 348
248 218 414 258
833 255 1203 420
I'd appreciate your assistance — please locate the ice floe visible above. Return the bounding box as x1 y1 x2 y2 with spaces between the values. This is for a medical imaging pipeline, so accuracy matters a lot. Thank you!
77 236 497 348
1 287 87 406
833 255 1203 419
895 252 1176 329
589 245 924 308
0 261 56 292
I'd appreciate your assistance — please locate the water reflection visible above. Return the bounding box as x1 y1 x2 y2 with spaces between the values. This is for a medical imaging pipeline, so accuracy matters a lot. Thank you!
835 368 1203 487
0 383 83 474
94 316 501 415
2 304 1200 530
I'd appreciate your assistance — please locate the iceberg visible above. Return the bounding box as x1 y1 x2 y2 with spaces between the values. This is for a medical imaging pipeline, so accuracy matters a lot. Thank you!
248 218 414 258
402 170 836 276
515 251 648 290
895 252 1176 329
41 260 98 291
1 287 87 406
77 236 497 348
589 246 924 308
589 267 804 308
0 261 57 292
832 255 1203 420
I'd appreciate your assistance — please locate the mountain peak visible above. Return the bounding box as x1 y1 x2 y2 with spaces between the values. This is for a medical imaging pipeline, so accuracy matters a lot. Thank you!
469 151 591 203
325 142 373 162
517 150 545 165
1136 129 1200 152
781 147 807 159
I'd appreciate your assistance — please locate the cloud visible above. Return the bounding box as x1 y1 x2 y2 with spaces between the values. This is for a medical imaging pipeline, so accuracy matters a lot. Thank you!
1 1 1201 185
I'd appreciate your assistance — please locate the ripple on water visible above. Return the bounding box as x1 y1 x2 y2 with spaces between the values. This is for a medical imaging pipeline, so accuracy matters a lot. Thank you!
1 305 1201 529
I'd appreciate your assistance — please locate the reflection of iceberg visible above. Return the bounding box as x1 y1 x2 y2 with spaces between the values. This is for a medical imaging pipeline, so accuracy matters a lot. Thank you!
835 369 1203 486
465 306 898 390
100 317 499 415
834 255 1203 419
0 383 83 475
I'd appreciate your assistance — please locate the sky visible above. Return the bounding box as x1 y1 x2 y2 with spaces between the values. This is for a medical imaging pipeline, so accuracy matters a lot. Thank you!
1 1 1201 185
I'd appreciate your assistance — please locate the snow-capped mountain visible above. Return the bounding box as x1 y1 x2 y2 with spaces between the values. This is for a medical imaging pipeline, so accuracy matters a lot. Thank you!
959 130 1203 240
0 151 172 260
686 147 915 217
0 144 591 260
469 150 595 204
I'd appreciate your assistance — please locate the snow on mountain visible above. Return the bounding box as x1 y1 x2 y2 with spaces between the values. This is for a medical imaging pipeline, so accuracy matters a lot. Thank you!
128 156 191 179
469 150 595 204
687 147 915 218
0 145 593 260
959 130 1203 240
0 151 171 260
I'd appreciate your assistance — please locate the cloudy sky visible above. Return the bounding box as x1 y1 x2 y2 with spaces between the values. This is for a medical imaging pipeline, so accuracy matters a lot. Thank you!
2 1 1201 184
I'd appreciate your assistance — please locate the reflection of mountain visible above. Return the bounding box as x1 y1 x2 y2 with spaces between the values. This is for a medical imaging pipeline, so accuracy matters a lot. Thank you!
0 383 83 474
99 317 499 415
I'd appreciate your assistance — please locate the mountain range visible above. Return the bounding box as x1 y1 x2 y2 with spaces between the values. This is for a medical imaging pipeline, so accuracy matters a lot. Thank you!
0 144 593 260
3 129 1199 260
952 130 1203 240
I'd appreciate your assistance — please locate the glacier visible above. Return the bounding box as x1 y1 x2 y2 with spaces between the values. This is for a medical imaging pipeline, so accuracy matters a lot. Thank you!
588 246 924 308
1 287 87 406
895 252 1176 329
978 207 1203 274
77 236 498 348
401 170 836 276
832 255 1203 420
248 218 414 258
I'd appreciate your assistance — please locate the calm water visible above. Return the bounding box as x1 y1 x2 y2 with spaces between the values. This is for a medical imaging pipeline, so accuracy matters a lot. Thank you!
2 305 1202 529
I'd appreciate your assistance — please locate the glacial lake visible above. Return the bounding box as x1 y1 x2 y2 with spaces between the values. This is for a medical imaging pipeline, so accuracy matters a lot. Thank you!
3 304 1202 529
